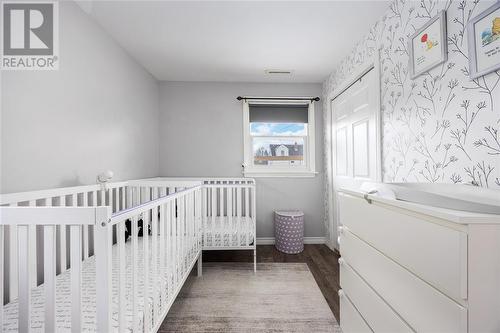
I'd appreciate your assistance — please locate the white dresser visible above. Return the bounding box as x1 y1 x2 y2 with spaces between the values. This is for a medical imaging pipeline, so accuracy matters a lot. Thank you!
337 189 500 333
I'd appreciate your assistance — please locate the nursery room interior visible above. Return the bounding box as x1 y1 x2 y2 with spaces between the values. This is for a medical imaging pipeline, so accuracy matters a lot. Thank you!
1 0 500 332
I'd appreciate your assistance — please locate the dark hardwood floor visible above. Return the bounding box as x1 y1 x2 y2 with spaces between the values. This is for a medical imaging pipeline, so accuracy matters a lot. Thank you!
202 244 341 321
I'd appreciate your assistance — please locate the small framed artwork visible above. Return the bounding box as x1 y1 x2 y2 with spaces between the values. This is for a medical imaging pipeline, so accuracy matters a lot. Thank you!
408 10 448 79
467 2 500 79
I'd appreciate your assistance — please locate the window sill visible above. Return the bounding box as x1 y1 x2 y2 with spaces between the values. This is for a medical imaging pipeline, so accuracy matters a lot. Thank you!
243 169 318 178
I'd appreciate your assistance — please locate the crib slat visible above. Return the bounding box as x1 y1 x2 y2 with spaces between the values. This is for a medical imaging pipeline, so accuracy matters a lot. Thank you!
152 197 159 325
192 192 195 253
237 187 241 247
166 202 171 297
227 188 233 246
168 201 174 297
178 197 183 276
146 188 151 223
193 192 197 253
0 225 4 331
70 225 82 333
184 196 188 272
95 221 111 333
186 194 191 260
197 189 202 252
131 217 139 333
9 203 19 302
219 187 223 247
44 225 56 333
174 199 179 284
18 225 30 333
190 193 194 258
143 209 150 332
185 195 188 267
159 202 166 311
117 221 126 332
252 186 256 247
245 187 250 246
82 193 89 259
189 193 192 258
59 196 67 273
194 191 198 252
211 188 216 247
202 187 207 248
28 200 37 288
183 196 187 270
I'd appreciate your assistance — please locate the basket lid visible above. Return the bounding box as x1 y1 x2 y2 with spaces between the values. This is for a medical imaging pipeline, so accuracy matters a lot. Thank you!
275 210 304 217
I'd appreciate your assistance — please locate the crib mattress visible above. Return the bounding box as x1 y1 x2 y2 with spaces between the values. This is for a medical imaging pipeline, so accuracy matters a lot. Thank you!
202 216 255 247
2 235 199 333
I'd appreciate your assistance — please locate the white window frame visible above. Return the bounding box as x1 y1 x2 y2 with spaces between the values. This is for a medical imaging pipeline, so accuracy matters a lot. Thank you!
242 99 316 177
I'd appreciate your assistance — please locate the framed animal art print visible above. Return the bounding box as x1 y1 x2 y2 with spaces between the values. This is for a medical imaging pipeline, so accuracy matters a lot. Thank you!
467 1 500 79
408 10 448 79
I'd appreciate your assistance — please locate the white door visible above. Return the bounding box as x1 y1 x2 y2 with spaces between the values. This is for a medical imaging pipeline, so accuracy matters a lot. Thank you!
331 67 380 247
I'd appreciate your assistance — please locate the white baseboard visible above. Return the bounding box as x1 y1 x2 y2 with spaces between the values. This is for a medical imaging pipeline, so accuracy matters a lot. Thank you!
256 237 326 245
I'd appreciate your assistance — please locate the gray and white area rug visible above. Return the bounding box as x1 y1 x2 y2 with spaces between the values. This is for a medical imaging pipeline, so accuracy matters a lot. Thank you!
159 263 341 332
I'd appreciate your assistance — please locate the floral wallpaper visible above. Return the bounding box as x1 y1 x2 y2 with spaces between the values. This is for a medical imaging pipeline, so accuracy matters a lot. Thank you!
323 0 500 244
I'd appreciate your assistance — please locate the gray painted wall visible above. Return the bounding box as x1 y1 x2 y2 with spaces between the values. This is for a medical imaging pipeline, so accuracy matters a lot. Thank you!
1 1 160 194
1 1 161 302
159 82 325 238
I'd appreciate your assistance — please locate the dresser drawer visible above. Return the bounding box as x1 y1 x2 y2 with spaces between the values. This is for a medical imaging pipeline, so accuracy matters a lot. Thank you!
339 193 467 302
340 258 414 332
339 290 372 333
340 229 467 333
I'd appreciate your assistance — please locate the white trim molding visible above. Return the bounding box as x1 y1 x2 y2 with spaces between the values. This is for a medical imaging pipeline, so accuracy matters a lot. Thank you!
256 237 326 245
242 98 317 178
325 49 383 252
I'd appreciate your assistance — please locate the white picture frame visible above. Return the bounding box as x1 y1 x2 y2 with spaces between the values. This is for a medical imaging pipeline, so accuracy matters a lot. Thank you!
467 1 500 79
408 10 448 79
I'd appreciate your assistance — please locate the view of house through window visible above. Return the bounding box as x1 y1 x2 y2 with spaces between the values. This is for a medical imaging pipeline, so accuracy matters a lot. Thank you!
243 101 315 176
250 123 307 166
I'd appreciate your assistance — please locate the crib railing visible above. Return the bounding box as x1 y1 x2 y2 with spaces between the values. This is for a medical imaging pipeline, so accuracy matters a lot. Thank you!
0 182 127 304
1 178 253 304
127 178 257 250
0 185 202 332
1 177 254 332
202 183 256 249
0 205 111 332
0 182 129 304
109 186 202 332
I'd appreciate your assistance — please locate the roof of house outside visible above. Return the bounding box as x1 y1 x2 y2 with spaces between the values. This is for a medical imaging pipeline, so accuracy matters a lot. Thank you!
269 143 303 156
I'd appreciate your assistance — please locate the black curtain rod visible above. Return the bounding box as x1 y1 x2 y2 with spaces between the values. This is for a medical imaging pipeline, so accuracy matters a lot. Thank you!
237 96 320 102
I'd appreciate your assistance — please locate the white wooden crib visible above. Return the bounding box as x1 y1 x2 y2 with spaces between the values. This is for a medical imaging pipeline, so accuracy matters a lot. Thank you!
0 177 256 332
140 178 257 270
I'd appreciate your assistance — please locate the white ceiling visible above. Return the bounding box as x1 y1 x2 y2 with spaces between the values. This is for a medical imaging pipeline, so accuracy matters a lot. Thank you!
85 1 389 83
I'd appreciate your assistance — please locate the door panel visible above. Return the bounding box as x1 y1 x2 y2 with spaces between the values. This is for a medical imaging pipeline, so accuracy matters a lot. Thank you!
331 67 379 247
336 127 348 176
352 119 369 177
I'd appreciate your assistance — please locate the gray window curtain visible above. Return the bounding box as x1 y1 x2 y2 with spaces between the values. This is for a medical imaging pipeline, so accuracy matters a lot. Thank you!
249 104 308 123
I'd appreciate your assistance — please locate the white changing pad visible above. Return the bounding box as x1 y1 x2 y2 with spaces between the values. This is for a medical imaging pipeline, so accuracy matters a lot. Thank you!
202 216 255 247
2 235 198 332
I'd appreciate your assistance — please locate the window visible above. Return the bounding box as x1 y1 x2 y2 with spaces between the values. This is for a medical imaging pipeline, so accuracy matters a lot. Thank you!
242 99 316 177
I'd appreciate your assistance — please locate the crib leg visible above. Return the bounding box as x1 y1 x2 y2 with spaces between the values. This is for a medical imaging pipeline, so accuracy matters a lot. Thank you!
253 249 257 273
197 252 202 277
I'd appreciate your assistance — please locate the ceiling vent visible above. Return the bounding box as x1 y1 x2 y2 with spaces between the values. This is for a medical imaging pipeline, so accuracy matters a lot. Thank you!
265 69 293 75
